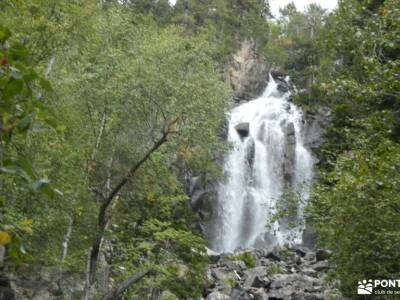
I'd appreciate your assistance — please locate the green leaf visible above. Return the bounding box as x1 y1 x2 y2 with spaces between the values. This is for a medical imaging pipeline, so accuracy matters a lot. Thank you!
16 116 32 133
17 157 38 180
3 79 24 98
56 125 66 133
38 77 52 92
0 26 11 43
22 68 39 82
9 44 29 61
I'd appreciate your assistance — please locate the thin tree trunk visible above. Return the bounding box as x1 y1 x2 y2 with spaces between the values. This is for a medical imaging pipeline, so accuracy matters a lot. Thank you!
60 216 74 265
91 112 107 162
58 191 76 290
83 251 92 300
45 56 56 78
57 215 74 292
85 118 178 298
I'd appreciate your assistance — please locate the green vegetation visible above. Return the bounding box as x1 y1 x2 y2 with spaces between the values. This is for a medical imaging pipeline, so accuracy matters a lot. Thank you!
0 1 232 298
232 252 257 268
306 0 400 295
258 0 400 296
267 263 284 275
0 0 399 298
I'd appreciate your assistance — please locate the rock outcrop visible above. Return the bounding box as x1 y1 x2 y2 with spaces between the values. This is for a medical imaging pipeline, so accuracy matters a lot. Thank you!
282 121 296 186
6 267 86 300
227 40 269 102
235 123 250 138
302 106 331 153
204 246 341 300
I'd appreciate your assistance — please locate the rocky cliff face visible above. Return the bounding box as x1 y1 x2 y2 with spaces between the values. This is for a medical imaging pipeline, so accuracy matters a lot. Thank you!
204 246 341 300
227 40 269 102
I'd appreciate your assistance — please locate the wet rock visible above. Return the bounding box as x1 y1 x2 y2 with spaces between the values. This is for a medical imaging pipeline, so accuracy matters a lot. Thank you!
282 122 296 185
302 225 318 250
277 80 289 93
246 137 255 168
302 106 331 151
271 69 286 81
292 245 310 257
235 123 250 138
270 69 289 94
207 247 221 264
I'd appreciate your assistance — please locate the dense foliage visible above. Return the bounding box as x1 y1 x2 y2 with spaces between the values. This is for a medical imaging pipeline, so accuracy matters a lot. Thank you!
249 0 399 296
1 1 232 298
307 0 400 295
270 0 400 296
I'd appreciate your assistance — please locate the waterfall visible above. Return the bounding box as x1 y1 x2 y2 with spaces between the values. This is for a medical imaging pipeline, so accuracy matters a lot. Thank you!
211 75 313 253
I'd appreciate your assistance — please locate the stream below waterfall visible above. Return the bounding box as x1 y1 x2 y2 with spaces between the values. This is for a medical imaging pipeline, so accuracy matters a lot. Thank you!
211 75 313 253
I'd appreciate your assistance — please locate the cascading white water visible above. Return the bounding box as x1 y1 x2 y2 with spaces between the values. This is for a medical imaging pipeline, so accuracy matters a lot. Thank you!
212 75 313 253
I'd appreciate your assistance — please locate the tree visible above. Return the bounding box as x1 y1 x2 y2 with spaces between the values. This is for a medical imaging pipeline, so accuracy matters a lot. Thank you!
307 0 400 295
52 9 229 298
0 25 59 264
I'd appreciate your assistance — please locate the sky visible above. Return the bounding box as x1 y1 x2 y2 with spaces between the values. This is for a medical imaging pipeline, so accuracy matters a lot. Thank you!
168 0 338 16
270 0 337 16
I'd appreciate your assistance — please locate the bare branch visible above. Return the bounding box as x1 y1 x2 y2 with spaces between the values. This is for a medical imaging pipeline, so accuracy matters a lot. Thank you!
91 111 107 162
87 117 179 286
101 269 155 300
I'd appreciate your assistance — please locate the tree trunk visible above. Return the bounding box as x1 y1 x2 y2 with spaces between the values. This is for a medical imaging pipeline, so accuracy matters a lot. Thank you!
83 118 178 299
101 269 155 300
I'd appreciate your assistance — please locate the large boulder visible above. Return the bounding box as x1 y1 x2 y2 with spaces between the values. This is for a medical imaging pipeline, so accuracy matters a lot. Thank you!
234 123 250 138
302 106 331 151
